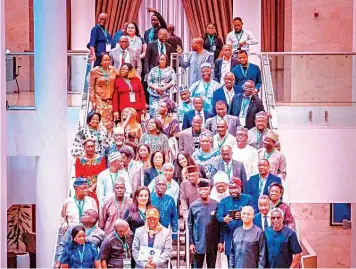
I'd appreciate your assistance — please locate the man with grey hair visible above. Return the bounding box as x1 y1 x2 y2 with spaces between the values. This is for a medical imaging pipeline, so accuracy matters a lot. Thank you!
230 205 266 268
229 80 265 129
150 175 179 241
177 37 214 85
253 195 271 230
100 219 133 268
109 35 142 74
265 208 302 268
232 126 259 179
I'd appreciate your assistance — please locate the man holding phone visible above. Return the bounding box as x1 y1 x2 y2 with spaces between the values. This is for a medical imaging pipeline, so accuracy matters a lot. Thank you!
216 178 252 266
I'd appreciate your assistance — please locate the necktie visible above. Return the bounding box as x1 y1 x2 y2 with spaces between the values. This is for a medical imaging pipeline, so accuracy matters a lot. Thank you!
263 215 268 230
121 50 126 65
160 43 165 54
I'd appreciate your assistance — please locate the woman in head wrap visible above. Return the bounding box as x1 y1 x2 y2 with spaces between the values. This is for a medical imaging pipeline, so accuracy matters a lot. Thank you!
192 131 220 180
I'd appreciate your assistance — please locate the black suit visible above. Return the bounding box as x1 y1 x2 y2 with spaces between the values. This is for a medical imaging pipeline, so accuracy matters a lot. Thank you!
144 41 173 74
214 57 239 83
143 11 167 44
228 93 265 129
182 109 214 130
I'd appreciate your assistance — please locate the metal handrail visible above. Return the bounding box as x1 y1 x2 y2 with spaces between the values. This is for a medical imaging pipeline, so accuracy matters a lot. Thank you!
6 50 90 56
51 54 92 267
185 218 190 269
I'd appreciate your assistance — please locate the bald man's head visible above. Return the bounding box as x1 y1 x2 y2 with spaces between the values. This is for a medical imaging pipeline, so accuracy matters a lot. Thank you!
241 206 255 224
158 29 169 42
167 24 175 33
114 219 130 237
191 38 204 51
98 13 108 26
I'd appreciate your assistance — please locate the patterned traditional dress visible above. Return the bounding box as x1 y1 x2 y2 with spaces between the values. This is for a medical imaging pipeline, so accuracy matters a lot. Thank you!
147 66 176 117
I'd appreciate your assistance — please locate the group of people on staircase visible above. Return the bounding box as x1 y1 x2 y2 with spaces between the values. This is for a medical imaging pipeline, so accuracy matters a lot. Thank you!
55 8 301 269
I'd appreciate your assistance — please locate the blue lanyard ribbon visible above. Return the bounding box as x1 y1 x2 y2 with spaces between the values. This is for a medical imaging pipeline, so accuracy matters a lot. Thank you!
98 24 109 43
114 231 129 258
77 244 86 268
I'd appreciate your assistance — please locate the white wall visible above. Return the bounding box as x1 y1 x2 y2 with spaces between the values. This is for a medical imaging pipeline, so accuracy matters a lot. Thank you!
279 125 356 202
7 156 36 206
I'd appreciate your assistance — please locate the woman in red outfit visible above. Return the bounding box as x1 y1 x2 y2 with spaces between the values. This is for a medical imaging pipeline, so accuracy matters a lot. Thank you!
74 137 106 207
113 63 146 122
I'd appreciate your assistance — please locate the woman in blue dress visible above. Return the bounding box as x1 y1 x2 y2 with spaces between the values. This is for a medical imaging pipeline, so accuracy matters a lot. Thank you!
61 225 101 268
147 54 176 117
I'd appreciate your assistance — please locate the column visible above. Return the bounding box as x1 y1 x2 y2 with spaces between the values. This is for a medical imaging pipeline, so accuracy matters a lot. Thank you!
70 0 95 92
351 204 356 267
34 0 68 267
0 0 8 267
233 0 261 65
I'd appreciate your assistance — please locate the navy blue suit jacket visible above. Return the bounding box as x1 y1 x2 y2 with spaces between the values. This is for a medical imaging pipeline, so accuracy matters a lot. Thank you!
228 93 265 129
212 86 243 115
214 58 239 83
245 173 282 212
253 213 263 229
231 63 262 89
182 109 214 130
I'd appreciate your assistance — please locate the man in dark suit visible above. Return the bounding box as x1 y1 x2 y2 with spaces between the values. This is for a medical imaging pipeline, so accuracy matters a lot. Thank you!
182 96 213 130
214 44 239 84
167 24 182 52
229 80 265 129
205 101 240 136
253 195 271 230
212 72 241 114
231 50 262 91
212 145 247 189
143 8 167 44
144 29 173 75
245 159 282 212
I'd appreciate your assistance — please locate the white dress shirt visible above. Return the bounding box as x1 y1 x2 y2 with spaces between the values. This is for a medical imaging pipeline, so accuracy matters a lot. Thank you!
232 144 259 179
195 109 205 124
226 29 258 53
223 86 235 106
213 133 237 150
260 213 271 230
220 59 232 85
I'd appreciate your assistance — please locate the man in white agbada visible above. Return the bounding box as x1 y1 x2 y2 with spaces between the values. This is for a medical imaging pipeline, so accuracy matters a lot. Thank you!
210 171 229 202
232 126 259 179
210 171 229 269
96 152 131 211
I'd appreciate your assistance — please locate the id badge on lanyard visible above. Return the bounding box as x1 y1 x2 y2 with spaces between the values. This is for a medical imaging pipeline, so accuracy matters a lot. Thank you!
106 43 111 52
240 117 246 127
211 45 216 51
129 92 136 103
123 258 131 268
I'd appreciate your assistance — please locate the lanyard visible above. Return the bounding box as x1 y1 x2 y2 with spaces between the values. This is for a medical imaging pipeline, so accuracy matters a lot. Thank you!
74 196 85 219
114 196 126 214
100 66 110 82
98 24 109 43
158 68 162 84
114 231 129 259
259 176 266 194
124 78 133 93
110 172 119 187
218 135 228 149
207 35 215 46
263 149 275 160
256 130 263 148
240 98 250 117
224 88 234 105
225 162 232 177
158 42 165 54
203 82 211 93
234 30 244 44
240 63 249 77
85 226 96 236
138 209 146 221
77 244 86 268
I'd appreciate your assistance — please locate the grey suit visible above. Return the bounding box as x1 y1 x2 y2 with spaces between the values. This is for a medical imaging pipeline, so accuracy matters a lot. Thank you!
128 160 144 195
213 158 248 191
178 128 212 156
205 115 241 136
132 226 172 268
110 47 142 75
